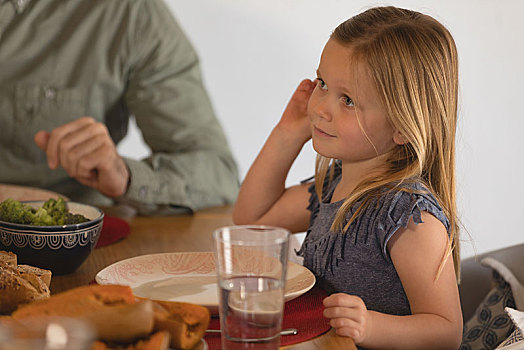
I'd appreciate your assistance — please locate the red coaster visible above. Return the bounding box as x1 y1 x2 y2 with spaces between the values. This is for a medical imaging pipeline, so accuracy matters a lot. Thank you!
204 285 330 349
95 215 130 248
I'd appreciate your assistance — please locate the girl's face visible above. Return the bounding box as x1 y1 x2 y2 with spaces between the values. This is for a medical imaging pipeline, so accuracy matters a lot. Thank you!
308 39 399 166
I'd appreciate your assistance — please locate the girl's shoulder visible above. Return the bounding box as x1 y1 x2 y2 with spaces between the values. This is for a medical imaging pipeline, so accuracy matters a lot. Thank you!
305 168 449 238
375 180 451 260
381 180 449 232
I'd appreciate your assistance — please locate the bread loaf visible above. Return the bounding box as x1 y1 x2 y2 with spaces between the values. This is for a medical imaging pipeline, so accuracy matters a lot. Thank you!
11 284 210 349
0 262 50 314
13 285 153 343
0 250 16 265
84 300 155 343
13 284 135 319
91 331 171 350
153 300 210 350
17 264 52 287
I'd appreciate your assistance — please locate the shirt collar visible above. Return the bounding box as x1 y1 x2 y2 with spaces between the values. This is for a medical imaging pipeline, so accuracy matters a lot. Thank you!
9 0 32 13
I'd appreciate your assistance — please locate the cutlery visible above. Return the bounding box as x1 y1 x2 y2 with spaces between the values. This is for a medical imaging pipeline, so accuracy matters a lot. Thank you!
205 328 298 336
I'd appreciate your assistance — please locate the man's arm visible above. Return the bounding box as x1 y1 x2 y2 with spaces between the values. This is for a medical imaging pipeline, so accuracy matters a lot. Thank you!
122 0 239 214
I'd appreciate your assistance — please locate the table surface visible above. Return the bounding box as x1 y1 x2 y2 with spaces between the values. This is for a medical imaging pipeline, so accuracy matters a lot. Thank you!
48 204 356 350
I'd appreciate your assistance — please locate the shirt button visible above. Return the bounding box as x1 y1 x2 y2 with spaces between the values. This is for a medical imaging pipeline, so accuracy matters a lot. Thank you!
139 186 147 199
44 87 56 100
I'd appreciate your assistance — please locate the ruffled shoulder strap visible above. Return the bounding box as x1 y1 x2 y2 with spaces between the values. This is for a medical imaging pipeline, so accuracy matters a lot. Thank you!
379 182 450 262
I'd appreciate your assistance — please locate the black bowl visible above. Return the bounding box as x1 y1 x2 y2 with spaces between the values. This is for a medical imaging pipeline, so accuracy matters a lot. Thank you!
0 201 104 275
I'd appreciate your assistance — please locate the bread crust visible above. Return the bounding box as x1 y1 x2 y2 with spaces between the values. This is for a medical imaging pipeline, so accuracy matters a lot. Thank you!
13 285 153 343
9 284 210 349
13 284 135 319
0 250 16 266
153 300 210 350
92 331 171 350
0 263 50 314
84 300 155 343
17 264 52 287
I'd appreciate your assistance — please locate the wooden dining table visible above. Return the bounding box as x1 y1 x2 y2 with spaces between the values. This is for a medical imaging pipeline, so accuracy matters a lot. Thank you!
48 203 356 350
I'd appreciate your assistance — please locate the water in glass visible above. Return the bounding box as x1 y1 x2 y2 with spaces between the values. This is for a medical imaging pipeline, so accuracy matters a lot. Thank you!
219 276 284 349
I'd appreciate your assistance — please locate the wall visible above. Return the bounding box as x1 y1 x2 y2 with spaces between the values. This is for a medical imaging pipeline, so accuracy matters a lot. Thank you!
117 0 524 259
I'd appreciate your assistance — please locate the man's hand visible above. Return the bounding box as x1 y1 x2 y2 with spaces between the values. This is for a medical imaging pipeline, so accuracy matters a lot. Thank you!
34 117 130 198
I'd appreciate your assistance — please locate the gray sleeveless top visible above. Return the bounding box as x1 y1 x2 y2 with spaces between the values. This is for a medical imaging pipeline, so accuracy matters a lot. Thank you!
296 166 449 316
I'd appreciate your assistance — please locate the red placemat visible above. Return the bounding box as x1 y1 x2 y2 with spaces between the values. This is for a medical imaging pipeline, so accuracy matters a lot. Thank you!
204 285 330 349
95 215 130 248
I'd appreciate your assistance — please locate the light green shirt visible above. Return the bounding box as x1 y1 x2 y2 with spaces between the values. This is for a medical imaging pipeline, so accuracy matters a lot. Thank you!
0 0 239 214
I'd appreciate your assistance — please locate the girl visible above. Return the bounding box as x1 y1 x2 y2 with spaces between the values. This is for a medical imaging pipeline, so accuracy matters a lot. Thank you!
233 6 463 350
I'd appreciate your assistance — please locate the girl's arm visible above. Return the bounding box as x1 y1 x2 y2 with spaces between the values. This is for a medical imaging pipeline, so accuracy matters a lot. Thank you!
233 79 316 233
323 212 463 349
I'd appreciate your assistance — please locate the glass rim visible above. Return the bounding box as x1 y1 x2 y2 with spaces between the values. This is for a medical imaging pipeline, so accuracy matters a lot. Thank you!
213 225 290 246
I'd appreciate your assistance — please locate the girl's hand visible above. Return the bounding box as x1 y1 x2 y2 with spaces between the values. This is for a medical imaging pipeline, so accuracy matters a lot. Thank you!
323 293 371 344
232 79 315 230
275 79 316 144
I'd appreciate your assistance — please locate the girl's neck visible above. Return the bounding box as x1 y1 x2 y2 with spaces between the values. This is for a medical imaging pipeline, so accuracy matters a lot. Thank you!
331 156 389 203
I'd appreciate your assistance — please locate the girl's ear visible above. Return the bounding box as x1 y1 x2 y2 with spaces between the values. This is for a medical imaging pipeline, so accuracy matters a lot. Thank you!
393 130 409 145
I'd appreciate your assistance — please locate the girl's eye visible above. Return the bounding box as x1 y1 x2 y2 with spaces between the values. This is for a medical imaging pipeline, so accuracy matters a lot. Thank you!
316 78 327 90
342 96 354 107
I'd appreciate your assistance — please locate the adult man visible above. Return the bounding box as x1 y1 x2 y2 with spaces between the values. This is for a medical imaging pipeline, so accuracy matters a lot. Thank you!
0 0 239 214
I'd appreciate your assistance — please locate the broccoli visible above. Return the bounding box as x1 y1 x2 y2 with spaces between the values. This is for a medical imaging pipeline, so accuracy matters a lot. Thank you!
32 207 56 226
43 197 68 223
62 212 90 225
0 198 34 224
0 198 89 226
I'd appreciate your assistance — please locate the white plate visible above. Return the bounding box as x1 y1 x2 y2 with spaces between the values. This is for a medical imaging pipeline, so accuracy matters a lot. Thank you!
95 252 315 313
0 184 68 202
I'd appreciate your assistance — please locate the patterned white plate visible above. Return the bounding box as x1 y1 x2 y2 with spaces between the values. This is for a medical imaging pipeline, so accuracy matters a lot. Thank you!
95 252 315 313
0 184 68 202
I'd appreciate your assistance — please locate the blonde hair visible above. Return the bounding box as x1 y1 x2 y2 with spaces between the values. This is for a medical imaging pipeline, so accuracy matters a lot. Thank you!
315 6 460 280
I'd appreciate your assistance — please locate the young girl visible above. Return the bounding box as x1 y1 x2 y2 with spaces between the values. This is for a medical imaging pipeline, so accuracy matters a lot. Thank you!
233 6 463 350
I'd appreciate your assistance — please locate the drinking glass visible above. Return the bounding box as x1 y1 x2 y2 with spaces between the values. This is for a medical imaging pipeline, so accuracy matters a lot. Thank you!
213 225 290 350
0 316 94 350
